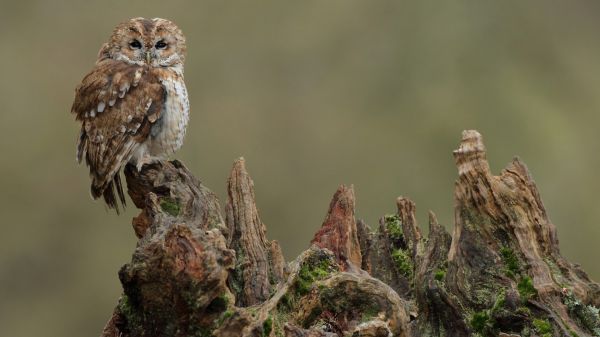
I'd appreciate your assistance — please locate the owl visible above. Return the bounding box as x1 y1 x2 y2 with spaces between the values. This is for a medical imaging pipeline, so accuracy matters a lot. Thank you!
71 17 189 213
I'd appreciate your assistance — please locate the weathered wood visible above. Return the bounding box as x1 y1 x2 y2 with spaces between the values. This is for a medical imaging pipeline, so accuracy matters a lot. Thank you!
395 197 423 261
225 157 286 306
102 160 235 337
311 185 362 271
414 212 467 336
124 160 225 237
99 131 600 337
442 130 600 336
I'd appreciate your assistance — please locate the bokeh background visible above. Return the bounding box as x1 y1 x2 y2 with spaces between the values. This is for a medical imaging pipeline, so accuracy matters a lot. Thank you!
1 1 600 336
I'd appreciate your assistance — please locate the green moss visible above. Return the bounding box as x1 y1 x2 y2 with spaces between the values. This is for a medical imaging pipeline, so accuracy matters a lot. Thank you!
516 306 531 316
294 253 335 295
206 292 229 315
391 248 412 278
160 197 181 216
277 292 300 315
500 247 520 278
517 276 538 303
563 290 600 336
434 269 446 281
473 288 495 307
243 252 337 337
262 315 273 337
470 311 491 334
491 290 506 314
272 310 291 337
215 293 229 308
533 318 552 337
296 266 318 295
433 261 448 283
468 290 511 335
318 286 382 327
229 250 246 301
181 291 233 336
384 214 403 241
117 294 142 330
118 294 133 317
360 306 380 323
216 309 234 326
278 293 292 311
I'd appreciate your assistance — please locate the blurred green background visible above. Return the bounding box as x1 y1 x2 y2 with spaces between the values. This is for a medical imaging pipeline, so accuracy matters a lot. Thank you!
1 1 600 336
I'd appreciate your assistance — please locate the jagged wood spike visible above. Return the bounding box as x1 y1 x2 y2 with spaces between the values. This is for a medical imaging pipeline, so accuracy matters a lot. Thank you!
447 130 599 336
225 157 285 306
311 184 362 270
395 197 423 260
413 210 468 336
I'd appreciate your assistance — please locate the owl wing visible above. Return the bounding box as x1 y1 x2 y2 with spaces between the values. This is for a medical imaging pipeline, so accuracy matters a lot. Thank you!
71 59 164 212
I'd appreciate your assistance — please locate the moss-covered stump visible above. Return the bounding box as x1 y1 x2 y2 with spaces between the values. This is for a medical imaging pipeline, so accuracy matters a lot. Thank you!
213 247 409 337
444 131 599 337
100 131 599 337
102 160 236 337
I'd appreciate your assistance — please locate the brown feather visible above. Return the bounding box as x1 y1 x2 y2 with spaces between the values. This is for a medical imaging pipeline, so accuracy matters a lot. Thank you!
72 59 165 211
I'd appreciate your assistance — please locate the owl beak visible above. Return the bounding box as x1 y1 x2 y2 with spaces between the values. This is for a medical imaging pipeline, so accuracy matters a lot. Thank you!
145 51 151 64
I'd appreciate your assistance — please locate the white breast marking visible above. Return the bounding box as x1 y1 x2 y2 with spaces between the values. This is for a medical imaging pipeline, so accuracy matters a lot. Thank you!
149 70 189 157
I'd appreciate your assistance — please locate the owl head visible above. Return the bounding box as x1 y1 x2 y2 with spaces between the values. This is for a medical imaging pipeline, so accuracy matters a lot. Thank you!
99 17 186 68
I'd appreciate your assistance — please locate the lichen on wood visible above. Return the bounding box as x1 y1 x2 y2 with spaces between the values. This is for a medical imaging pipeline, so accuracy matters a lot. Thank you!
99 131 599 337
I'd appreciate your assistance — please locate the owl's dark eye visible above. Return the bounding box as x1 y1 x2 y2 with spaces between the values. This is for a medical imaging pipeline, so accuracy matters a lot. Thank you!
155 41 167 49
129 40 142 49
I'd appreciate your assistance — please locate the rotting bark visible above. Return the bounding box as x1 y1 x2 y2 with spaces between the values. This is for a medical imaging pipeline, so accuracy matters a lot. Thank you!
100 131 599 337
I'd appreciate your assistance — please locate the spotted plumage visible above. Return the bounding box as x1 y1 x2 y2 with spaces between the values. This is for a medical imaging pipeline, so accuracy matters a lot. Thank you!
71 17 189 212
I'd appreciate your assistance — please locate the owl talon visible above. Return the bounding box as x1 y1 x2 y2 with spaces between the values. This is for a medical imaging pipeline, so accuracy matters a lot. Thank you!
136 157 154 171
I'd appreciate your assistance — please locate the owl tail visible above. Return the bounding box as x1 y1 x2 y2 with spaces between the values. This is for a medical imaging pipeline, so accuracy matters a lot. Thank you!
91 172 127 214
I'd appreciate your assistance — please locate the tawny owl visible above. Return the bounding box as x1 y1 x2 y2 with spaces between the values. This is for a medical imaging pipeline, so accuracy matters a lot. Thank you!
71 17 189 212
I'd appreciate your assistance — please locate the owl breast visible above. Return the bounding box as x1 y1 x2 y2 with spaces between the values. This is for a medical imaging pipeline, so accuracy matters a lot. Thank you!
148 68 189 158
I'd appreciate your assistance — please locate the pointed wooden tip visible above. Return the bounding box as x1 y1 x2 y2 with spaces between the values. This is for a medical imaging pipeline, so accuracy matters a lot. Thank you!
426 210 448 239
428 210 438 227
225 157 285 306
311 184 361 270
396 196 416 217
394 196 422 254
454 129 485 154
325 184 356 216
453 129 491 176
231 157 247 172
227 157 253 197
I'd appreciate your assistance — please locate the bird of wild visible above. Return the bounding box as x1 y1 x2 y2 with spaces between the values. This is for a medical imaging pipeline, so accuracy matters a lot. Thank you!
70 17 189 213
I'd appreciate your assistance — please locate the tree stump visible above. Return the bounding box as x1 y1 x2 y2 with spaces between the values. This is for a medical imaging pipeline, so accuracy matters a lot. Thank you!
99 131 599 337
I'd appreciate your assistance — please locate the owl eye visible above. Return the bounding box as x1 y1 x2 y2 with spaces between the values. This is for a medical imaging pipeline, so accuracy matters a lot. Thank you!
155 41 167 49
129 40 142 49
